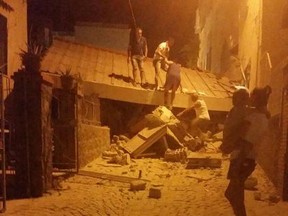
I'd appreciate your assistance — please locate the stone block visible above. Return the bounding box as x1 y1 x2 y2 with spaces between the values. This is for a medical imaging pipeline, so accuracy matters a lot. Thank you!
149 187 162 199
130 180 146 191
186 153 222 169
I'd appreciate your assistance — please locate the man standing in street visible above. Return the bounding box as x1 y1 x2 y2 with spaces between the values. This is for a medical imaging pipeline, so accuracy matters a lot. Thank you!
127 27 148 87
153 37 175 90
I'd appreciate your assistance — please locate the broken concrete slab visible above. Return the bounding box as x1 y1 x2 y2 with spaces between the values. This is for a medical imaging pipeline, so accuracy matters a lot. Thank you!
78 170 150 183
122 125 167 158
130 180 147 191
186 152 222 169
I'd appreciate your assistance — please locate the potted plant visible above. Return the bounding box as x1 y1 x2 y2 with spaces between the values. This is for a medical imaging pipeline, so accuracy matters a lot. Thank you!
19 43 46 73
60 68 75 90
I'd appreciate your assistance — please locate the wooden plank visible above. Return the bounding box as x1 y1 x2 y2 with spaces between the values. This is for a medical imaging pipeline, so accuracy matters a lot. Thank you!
181 70 197 93
198 72 229 98
184 68 215 97
78 170 150 183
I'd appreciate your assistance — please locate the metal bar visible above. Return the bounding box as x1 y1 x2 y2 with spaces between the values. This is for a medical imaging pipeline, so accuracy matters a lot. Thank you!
0 72 6 213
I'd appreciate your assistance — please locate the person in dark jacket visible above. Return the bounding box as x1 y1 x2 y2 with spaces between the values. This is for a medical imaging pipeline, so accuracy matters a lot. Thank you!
127 27 148 87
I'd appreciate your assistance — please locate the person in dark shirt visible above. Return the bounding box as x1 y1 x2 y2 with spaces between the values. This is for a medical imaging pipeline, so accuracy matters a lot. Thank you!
163 58 182 110
127 27 148 87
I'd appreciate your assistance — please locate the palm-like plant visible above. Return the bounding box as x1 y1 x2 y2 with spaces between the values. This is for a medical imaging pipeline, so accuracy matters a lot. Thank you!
19 43 46 73
0 0 13 12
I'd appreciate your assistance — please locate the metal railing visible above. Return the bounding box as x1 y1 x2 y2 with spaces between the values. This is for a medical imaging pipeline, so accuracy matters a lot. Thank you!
0 64 11 213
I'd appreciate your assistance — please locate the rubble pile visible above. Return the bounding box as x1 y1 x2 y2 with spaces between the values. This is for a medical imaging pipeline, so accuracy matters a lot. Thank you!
102 135 131 165
164 148 188 163
102 106 224 167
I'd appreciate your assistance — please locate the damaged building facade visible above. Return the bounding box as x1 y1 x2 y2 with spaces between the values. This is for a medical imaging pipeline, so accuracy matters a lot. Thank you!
196 0 288 199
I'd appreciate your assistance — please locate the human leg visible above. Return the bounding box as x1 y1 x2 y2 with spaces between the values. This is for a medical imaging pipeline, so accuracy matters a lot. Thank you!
225 178 246 216
153 59 161 90
138 57 147 85
225 156 255 216
131 56 139 86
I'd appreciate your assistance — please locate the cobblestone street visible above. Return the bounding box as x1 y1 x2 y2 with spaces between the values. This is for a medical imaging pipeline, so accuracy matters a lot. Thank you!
4 156 288 216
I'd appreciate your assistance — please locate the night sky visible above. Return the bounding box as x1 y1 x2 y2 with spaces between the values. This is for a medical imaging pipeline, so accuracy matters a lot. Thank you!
29 0 199 66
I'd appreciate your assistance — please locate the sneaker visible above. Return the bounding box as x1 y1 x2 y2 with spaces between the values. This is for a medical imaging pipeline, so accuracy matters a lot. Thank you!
155 86 164 91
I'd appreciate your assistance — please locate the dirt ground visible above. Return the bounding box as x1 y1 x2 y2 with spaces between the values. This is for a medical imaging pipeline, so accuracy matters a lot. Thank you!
4 152 288 216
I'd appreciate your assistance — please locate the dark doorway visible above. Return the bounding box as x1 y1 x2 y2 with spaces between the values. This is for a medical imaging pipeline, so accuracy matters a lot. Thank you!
0 14 7 74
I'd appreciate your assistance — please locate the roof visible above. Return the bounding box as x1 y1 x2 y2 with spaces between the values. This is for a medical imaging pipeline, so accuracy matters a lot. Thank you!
41 38 235 111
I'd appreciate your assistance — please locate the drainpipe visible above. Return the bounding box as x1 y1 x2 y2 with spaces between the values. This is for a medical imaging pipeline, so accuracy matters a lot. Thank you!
256 0 263 86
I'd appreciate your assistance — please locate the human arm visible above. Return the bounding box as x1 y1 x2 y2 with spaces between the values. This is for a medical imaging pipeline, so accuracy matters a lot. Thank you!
144 39 148 59
176 106 195 118
155 42 167 59
127 45 131 63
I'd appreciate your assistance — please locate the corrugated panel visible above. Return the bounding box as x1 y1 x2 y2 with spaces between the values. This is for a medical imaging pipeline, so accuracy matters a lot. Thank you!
41 39 235 110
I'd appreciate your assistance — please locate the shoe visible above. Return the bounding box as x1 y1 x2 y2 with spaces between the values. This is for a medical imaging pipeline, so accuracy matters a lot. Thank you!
141 82 149 89
132 81 137 87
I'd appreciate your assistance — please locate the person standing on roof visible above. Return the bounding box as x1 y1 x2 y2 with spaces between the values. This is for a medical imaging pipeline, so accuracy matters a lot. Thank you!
153 37 175 90
163 58 182 110
127 27 148 87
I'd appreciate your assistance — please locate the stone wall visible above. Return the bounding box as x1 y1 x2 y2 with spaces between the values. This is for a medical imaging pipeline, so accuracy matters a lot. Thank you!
196 0 261 89
12 72 53 198
78 124 110 168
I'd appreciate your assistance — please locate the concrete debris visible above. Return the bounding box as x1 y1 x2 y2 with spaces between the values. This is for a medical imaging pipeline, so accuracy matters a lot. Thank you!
164 148 188 163
149 187 162 199
119 135 130 142
211 131 223 141
254 192 281 203
186 152 222 169
102 141 130 165
104 106 225 168
130 180 146 191
244 176 258 190
186 174 213 182
268 194 281 203
254 192 263 201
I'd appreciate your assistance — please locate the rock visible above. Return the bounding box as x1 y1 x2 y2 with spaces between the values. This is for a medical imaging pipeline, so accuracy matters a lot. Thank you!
119 135 130 142
149 187 162 199
254 192 263 201
212 131 223 141
121 153 131 165
112 135 120 143
269 194 281 203
130 180 146 191
244 177 258 190
102 150 118 158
